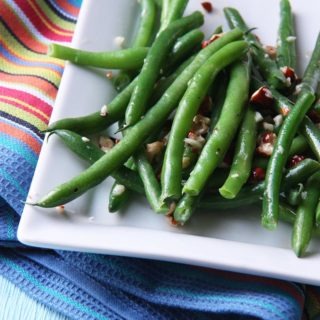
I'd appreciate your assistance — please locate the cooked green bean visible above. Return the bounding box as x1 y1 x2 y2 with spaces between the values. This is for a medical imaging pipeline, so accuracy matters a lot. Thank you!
48 44 149 69
153 55 196 102
300 32 320 95
183 60 250 196
134 150 168 213
315 197 320 225
125 11 204 126
108 182 130 212
34 31 245 207
49 129 145 195
286 184 304 207
165 29 204 70
282 158 320 190
45 76 138 135
179 158 320 224
113 0 156 91
262 92 315 230
299 116 320 161
292 171 320 257
224 7 287 89
219 107 257 199
277 0 296 69
161 46 248 202
160 0 188 32
132 0 157 48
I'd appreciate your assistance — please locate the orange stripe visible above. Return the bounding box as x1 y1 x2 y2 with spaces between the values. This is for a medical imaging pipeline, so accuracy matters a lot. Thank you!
0 39 64 69
0 96 50 122
0 2 47 53
27 0 73 36
0 72 57 100
0 121 41 154
55 0 80 17
1 53 62 79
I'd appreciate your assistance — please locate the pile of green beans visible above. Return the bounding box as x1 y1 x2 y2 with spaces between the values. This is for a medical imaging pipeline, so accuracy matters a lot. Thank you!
35 0 320 258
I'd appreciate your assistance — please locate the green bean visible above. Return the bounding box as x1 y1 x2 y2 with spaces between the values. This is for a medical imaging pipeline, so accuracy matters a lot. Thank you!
108 182 130 212
288 135 309 158
224 7 287 89
153 55 195 103
45 76 138 135
300 32 320 95
282 158 320 190
183 60 250 196
286 184 304 207
161 46 248 202
175 158 320 224
174 193 199 225
315 198 320 225
292 171 320 257
299 116 320 161
113 0 156 91
219 107 257 199
34 31 245 207
277 0 296 69
280 203 320 237
159 0 188 32
165 29 204 70
125 11 204 126
134 151 168 213
49 129 145 195
48 44 148 70
262 92 315 230
208 72 228 131
132 0 157 48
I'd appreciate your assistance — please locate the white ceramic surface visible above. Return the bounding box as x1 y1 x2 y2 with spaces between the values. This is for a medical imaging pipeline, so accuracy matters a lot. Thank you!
18 0 320 285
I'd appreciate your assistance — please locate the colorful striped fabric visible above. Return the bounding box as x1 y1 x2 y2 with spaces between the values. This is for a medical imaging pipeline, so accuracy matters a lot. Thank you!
0 1 320 319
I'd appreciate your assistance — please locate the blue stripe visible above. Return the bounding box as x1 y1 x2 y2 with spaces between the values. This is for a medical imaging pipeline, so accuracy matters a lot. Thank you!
67 0 82 8
2 257 109 320
0 168 27 198
0 44 63 73
0 133 38 166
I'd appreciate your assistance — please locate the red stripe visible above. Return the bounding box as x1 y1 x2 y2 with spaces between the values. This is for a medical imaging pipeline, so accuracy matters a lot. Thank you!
0 121 41 154
0 72 57 100
0 96 49 124
0 2 47 53
56 0 80 17
0 87 52 116
15 0 73 42
31 0 75 34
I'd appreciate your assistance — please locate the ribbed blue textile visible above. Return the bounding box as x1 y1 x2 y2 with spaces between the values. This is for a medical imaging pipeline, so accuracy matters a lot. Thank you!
0 0 317 319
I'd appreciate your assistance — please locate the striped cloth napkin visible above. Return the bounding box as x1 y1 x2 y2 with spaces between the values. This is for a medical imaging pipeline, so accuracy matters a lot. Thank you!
1 1 320 319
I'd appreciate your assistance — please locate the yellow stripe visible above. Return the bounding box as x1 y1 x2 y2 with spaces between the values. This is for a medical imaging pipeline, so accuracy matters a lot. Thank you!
0 101 47 131
39 1 76 31
0 22 64 68
0 95 50 121
27 0 73 37
0 59 61 85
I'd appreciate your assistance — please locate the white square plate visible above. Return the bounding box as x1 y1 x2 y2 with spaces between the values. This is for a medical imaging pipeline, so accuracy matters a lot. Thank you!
18 0 320 285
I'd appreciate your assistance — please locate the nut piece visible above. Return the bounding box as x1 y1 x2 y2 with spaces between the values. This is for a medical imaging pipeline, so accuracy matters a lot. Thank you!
146 141 164 162
250 86 274 108
280 66 297 85
264 45 277 59
256 131 277 157
99 136 114 152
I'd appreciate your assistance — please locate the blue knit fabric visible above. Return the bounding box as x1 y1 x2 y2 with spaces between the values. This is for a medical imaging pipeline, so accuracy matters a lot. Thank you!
0 0 315 319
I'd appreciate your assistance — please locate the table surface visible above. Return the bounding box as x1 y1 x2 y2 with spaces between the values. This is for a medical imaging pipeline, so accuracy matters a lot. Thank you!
0 275 67 320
